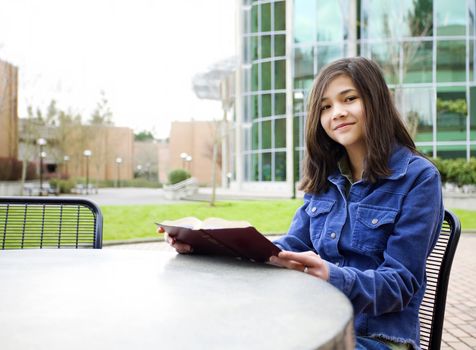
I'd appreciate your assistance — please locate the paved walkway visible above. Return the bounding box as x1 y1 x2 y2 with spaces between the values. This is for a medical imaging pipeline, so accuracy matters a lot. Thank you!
106 234 476 349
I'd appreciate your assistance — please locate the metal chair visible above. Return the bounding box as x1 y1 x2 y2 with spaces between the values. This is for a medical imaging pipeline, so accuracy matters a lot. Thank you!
419 209 461 350
0 197 103 249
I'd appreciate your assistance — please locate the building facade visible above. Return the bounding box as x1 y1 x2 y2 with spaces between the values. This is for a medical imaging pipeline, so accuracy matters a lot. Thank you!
169 121 224 186
0 59 18 159
18 121 134 182
235 0 476 196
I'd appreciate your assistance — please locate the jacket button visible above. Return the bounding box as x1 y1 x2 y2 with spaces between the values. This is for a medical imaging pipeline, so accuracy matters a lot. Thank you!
371 218 379 225
311 207 317 213
335 262 340 266
330 232 336 239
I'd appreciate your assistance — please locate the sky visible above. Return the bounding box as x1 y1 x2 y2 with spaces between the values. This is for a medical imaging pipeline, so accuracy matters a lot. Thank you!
0 0 236 139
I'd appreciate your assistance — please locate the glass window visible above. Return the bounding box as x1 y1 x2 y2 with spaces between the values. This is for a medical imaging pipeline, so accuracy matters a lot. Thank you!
416 145 434 158
251 63 259 91
251 4 258 33
470 40 475 82
274 60 286 90
437 145 467 159
370 43 400 84
470 86 476 139
317 45 343 72
402 41 433 83
470 0 476 36
294 47 314 81
261 3 271 32
261 62 271 91
252 122 259 150
275 34 286 57
274 1 286 31
243 8 251 34
275 152 286 181
251 36 259 61
262 94 272 117
403 0 433 37
275 118 286 148
262 120 272 149
294 0 316 44
362 0 401 39
437 87 467 142
395 87 434 142
471 145 476 158
262 152 272 181
274 93 286 115
252 153 259 181
316 0 348 41
436 0 466 36
252 94 259 119
261 35 271 59
437 40 466 82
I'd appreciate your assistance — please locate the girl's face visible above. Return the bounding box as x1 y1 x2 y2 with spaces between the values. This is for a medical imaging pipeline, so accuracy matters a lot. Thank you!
319 75 366 153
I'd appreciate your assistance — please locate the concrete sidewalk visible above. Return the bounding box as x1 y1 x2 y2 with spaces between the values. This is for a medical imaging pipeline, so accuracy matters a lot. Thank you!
106 234 476 349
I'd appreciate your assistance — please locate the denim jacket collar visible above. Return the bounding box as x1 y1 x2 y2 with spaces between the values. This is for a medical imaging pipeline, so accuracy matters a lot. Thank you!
328 144 412 184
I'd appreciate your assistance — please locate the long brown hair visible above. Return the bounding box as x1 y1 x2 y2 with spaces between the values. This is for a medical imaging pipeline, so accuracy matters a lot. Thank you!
300 57 418 194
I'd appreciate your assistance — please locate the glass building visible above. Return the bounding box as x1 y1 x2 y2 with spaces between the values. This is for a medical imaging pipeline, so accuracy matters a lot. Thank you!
235 0 476 195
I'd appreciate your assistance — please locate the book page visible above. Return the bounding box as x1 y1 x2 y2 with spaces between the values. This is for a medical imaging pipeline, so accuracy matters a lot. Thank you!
201 217 251 229
159 217 202 230
159 217 252 230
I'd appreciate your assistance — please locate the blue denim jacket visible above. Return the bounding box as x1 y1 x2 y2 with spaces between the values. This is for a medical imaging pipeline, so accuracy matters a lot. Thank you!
274 145 444 350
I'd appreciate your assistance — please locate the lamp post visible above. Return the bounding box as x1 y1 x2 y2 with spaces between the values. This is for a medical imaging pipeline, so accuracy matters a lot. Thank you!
115 157 123 188
180 152 188 169
63 155 69 179
185 155 192 173
37 138 47 196
83 150 92 194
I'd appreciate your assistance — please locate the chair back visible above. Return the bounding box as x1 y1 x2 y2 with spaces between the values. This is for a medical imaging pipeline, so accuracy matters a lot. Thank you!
0 197 103 249
419 209 461 350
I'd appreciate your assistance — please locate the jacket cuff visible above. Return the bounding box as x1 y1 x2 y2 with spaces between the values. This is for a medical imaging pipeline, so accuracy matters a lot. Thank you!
327 261 354 296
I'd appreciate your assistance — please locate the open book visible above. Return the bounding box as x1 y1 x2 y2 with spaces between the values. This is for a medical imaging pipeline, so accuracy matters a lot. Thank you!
157 217 281 263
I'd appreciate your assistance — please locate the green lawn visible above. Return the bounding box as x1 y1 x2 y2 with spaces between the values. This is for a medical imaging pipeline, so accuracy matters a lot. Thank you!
101 200 302 241
100 200 476 242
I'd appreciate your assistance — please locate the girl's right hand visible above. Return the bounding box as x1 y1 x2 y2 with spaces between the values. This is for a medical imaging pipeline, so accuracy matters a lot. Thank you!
157 226 193 254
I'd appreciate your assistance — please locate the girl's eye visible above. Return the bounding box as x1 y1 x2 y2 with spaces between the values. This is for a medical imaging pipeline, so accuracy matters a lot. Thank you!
320 105 330 111
345 96 358 102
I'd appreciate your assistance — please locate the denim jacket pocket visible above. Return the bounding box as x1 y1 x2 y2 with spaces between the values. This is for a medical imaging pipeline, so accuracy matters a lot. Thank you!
306 199 335 241
352 205 398 253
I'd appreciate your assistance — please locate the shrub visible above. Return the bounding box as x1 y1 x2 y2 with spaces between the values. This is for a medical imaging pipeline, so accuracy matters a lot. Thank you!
168 169 191 185
49 178 76 194
431 157 476 186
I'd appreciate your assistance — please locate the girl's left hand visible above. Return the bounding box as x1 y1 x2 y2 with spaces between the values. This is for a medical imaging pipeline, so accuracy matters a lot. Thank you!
269 250 330 281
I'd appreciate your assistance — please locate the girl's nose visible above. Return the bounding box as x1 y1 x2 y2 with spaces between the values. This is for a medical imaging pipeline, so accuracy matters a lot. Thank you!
332 106 347 119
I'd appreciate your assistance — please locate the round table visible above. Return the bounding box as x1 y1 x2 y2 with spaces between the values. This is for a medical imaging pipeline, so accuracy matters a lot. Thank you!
0 249 354 349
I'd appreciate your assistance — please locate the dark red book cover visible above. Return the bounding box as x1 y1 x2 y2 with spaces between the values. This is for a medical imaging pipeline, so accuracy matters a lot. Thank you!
157 217 281 263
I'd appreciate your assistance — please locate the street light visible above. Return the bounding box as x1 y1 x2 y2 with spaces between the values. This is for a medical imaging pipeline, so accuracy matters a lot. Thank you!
185 155 192 173
83 150 92 194
63 155 70 179
180 152 188 169
115 157 123 188
37 138 47 196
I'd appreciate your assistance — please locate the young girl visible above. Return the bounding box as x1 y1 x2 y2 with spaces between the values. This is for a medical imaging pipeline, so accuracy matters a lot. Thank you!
269 57 444 350
164 57 443 350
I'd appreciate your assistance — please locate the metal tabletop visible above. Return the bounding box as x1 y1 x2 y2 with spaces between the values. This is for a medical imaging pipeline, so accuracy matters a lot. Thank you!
0 249 354 350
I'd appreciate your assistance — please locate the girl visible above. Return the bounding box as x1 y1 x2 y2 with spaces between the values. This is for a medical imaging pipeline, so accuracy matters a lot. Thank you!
164 57 443 350
270 57 443 350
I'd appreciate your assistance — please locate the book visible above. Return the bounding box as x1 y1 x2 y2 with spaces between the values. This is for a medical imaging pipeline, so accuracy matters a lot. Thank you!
157 217 281 263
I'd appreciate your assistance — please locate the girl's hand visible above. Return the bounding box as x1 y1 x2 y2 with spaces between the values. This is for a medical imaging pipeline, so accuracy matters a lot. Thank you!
269 250 330 281
156 226 193 254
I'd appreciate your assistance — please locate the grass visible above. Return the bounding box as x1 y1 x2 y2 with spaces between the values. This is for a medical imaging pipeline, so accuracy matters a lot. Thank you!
100 200 476 242
101 200 302 241
451 209 476 231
